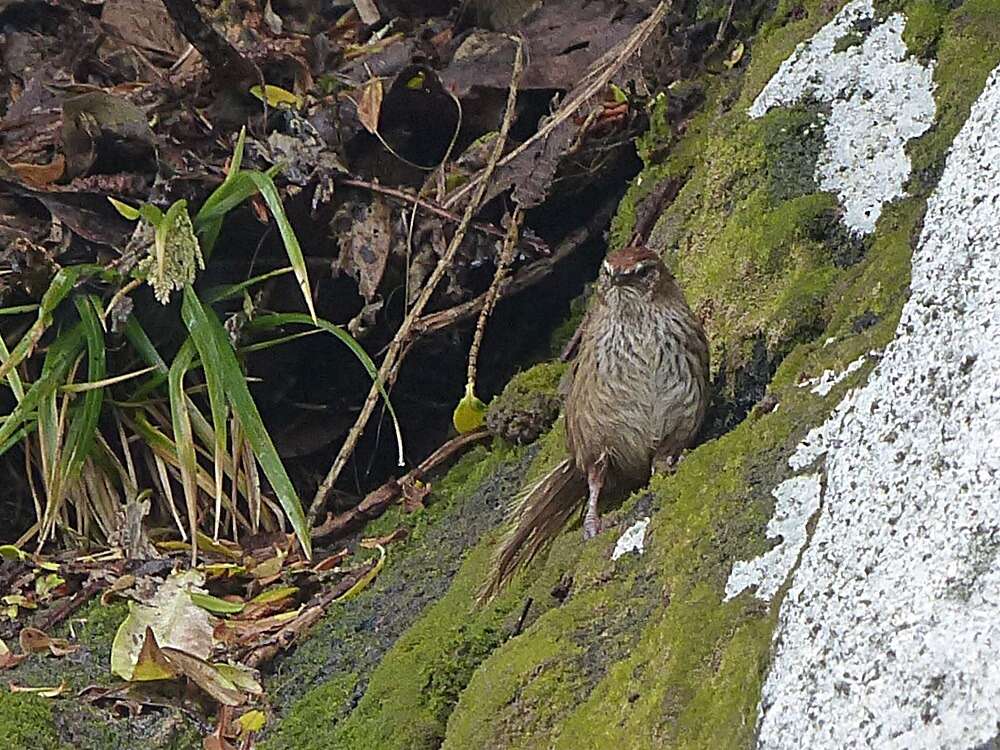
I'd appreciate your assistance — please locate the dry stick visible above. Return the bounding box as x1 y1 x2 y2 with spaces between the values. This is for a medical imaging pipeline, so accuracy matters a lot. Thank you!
442 0 671 211
465 207 525 390
307 37 525 525
339 177 549 256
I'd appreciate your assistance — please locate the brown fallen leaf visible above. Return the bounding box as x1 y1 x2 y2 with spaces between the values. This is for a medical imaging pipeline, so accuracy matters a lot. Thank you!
337 196 393 302
18 627 79 657
355 76 384 135
312 548 349 573
159 647 245 707
361 527 409 549
0 639 27 670
401 478 430 513
131 627 178 681
10 154 65 186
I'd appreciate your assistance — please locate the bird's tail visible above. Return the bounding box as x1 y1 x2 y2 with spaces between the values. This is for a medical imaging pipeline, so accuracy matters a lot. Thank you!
480 457 586 602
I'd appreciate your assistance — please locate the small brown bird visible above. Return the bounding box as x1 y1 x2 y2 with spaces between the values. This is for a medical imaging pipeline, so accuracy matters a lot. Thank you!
483 245 710 599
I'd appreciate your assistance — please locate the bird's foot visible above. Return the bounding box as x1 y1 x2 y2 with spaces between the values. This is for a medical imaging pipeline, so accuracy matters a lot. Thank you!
583 514 602 540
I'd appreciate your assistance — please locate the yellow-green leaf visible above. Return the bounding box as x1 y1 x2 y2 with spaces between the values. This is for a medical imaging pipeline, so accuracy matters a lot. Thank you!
249 84 303 110
0 545 26 561
237 709 267 736
108 196 141 220
190 592 245 614
452 383 486 434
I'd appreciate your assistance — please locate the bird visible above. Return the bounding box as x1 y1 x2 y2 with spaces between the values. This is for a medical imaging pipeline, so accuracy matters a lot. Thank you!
482 244 710 600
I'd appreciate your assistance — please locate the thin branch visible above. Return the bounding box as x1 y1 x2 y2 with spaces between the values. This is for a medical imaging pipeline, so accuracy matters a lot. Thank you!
308 36 525 524
466 207 524 388
443 1 671 211
339 177 549 256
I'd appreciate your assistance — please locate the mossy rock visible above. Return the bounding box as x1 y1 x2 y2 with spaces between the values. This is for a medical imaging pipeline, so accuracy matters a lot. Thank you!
486 361 568 445
258 2 1000 749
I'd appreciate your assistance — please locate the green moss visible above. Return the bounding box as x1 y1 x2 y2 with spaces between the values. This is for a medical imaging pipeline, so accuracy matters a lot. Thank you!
902 0 948 57
0 693 67 749
486 362 567 445
262 2 1000 749
833 30 864 52
263 674 358 750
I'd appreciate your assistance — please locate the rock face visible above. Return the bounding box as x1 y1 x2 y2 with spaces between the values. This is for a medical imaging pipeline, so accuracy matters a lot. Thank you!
256 3 1000 747
6 2 1000 748
752 60 1000 748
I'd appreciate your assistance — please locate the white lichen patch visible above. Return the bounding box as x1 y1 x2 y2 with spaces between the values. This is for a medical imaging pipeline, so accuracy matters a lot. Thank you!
724 474 822 602
757 64 1000 748
611 517 650 561
800 354 868 396
749 0 936 234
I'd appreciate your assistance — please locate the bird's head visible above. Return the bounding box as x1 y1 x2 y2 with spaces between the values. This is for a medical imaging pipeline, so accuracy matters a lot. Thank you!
599 245 670 297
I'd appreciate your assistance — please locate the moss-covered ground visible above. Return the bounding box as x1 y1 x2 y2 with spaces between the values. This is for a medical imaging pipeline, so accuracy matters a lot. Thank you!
4 1 1000 748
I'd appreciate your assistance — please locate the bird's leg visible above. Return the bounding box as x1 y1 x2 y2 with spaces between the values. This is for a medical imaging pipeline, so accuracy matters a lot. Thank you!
584 453 608 540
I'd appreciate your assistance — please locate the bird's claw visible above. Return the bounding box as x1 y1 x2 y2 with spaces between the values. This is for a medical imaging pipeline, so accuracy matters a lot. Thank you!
583 515 602 540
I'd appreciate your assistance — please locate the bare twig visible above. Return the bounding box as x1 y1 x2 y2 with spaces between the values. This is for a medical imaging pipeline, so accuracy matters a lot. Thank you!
465 207 524 389
312 428 490 540
411 189 619 340
339 177 549 256
442 1 671 211
307 37 525 524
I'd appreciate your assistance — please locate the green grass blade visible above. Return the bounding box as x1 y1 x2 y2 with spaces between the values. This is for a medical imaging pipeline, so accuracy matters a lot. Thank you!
202 267 293 304
0 324 83 454
0 330 26 402
179 289 229 540
0 304 40 316
168 340 200 563
181 288 311 559
244 171 316 322
62 296 107 485
0 268 82 384
249 313 404 467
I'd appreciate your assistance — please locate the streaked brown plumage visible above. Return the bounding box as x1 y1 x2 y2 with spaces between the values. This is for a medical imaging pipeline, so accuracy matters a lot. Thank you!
482 245 709 600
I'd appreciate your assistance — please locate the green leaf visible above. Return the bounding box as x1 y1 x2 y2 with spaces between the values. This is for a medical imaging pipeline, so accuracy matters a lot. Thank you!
249 313 403 466
182 290 229 539
168 340 200 563
0 266 93 384
190 592 244 614
62 296 106 484
0 324 83 458
107 197 140 221
202 266 293 304
249 84 303 109
244 171 316 322
180 288 312 559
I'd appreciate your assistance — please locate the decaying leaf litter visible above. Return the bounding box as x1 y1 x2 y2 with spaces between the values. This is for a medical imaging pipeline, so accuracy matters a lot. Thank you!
0 0 740 742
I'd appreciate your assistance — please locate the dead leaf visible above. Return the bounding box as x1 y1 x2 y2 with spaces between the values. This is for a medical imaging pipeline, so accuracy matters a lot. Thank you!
9 681 67 697
131 627 177 681
159 647 245 706
0 639 27 670
361 527 409 549
336 197 393 301
18 627 79 657
110 570 214 681
355 76 384 135
401 479 430 513
61 91 156 178
10 154 65 186
312 549 349 573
